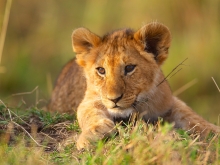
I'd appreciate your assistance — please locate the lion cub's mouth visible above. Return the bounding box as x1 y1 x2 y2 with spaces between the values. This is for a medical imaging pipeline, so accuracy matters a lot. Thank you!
112 105 122 109
110 102 135 111
102 96 137 117
107 106 134 118
106 101 137 118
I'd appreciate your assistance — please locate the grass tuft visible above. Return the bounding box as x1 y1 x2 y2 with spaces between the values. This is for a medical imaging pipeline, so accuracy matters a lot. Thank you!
0 104 219 164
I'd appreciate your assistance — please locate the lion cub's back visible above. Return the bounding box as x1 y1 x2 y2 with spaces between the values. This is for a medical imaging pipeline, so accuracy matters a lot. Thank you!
48 58 86 113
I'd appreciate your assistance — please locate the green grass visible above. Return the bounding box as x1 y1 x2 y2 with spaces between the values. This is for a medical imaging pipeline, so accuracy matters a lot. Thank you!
0 1 220 164
1 0 220 123
0 103 219 165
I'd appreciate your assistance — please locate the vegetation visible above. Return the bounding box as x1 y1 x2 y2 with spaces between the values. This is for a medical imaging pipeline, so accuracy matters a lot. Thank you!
0 0 220 123
0 0 220 164
0 103 219 165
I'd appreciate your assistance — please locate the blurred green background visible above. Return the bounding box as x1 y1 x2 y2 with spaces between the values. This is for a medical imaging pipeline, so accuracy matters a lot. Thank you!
0 0 219 123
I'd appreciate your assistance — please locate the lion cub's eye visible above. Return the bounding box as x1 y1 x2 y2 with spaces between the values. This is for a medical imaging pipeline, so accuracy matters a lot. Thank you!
96 67 105 75
125 65 136 75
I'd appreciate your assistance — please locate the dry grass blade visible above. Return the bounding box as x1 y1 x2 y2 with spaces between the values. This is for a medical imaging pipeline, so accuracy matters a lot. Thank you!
157 58 189 87
173 79 198 96
203 151 210 165
0 99 31 126
0 0 12 64
39 132 57 142
6 86 39 98
12 121 50 149
211 77 220 92
0 99 50 149
4 86 40 106
207 134 218 149
185 134 200 149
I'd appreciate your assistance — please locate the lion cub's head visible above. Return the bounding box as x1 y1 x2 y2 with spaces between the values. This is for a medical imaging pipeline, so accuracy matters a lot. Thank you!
72 22 171 116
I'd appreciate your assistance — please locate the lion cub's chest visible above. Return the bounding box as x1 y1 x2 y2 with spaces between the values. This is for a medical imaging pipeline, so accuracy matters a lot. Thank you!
109 100 173 125
108 106 169 125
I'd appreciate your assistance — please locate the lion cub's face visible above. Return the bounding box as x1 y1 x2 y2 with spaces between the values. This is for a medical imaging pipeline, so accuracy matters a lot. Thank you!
92 39 159 113
72 23 171 115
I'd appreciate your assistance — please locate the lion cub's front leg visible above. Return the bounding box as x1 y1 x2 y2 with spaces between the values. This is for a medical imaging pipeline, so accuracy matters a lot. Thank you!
76 101 115 150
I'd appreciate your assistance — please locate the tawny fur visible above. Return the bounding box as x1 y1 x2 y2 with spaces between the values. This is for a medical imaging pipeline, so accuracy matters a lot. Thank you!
48 59 86 113
48 22 220 150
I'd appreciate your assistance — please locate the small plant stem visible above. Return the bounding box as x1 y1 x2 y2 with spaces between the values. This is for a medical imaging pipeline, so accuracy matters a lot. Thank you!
12 121 50 148
0 99 31 126
173 79 198 96
211 77 220 92
0 99 50 149
6 86 39 98
157 58 188 87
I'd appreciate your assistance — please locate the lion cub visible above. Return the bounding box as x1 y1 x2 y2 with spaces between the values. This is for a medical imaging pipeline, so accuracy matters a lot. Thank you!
48 22 220 150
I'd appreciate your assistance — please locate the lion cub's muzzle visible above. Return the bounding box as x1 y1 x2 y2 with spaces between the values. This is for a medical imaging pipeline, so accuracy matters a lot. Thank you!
103 94 123 109
108 94 123 108
102 93 136 110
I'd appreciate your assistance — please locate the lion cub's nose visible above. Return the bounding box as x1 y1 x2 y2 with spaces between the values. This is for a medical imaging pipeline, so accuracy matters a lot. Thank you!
108 94 123 104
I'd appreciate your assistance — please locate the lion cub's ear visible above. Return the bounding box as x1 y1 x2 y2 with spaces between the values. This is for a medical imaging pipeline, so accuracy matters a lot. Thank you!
72 28 101 66
72 27 101 54
134 22 171 65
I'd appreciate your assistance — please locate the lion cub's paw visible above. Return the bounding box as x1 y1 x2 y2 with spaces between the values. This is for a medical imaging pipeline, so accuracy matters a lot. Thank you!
90 119 116 136
77 119 115 150
77 134 90 150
